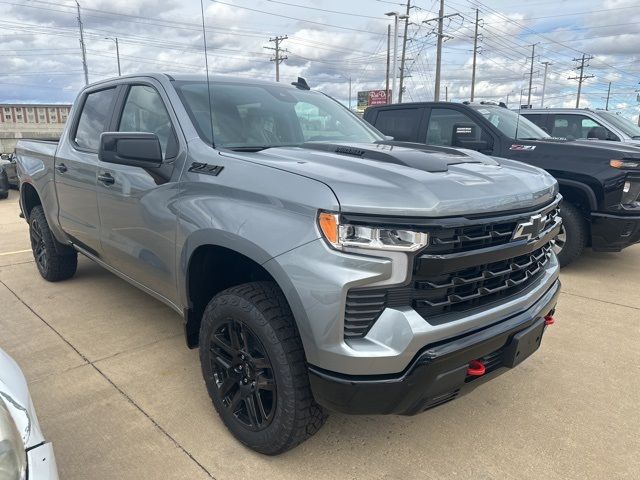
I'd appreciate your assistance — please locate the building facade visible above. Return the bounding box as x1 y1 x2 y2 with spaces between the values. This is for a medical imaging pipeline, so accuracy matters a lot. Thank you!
0 103 72 153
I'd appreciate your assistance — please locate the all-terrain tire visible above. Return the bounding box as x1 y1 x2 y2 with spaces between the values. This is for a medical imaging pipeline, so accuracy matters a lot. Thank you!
199 281 327 455
554 201 588 267
29 206 78 281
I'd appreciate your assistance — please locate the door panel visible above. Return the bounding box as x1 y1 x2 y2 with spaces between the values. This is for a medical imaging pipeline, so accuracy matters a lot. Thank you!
55 87 117 253
97 83 179 302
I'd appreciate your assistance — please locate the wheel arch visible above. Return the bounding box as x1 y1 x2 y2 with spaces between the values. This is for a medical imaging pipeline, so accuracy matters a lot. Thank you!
557 179 597 214
180 232 306 349
20 181 42 220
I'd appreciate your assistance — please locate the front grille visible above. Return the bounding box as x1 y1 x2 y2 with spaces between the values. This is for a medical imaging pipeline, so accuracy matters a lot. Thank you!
427 205 559 254
412 245 552 318
343 198 561 339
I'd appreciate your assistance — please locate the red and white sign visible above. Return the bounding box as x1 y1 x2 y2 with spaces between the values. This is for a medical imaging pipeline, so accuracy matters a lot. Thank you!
368 90 389 106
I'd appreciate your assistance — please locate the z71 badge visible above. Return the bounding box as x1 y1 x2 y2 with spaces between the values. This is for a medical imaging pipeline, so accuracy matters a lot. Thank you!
510 144 537 151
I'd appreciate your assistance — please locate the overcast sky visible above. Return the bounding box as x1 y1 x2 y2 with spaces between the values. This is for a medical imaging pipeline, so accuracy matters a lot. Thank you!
2 0 639 121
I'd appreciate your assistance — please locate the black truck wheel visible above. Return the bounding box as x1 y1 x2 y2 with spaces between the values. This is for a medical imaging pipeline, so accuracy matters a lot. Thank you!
553 202 587 267
28 206 78 281
199 281 327 455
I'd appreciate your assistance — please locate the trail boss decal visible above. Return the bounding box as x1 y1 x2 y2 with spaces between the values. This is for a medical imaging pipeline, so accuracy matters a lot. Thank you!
510 144 537 151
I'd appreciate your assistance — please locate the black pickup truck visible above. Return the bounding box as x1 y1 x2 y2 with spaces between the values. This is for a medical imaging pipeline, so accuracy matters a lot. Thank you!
364 102 640 266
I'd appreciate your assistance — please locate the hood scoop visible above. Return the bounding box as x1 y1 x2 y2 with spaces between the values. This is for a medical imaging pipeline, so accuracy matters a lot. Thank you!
300 141 497 173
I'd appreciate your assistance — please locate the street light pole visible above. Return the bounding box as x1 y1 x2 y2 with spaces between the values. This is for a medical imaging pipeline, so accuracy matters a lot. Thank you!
385 12 408 104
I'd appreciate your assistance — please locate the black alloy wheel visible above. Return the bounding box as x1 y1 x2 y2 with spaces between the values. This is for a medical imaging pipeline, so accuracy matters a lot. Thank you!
29 215 48 272
210 319 276 431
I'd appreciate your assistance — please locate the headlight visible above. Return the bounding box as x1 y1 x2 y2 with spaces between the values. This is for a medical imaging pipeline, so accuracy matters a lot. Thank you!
610 159 640 169
318 212 429 252
0 400 26 480
621 180 640 207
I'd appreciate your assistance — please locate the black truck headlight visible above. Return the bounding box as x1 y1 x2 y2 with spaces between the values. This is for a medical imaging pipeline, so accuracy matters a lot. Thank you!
318 212 429 252
621 180 640 207
0 400 26 480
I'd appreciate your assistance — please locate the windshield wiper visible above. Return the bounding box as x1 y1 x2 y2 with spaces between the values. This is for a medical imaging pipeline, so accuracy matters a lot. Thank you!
517 137 542 140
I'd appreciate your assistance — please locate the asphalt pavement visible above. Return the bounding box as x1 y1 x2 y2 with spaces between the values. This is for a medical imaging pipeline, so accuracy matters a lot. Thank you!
1 189 638 480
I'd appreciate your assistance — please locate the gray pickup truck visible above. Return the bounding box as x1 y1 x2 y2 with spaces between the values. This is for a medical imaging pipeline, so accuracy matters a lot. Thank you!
16 73 561 454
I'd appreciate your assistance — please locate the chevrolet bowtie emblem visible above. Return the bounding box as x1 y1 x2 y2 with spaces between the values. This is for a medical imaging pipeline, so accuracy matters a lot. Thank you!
512 214 545 241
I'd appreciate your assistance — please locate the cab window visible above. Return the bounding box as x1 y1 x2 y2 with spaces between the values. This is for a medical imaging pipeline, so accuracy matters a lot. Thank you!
373 108 423 141
74 88 117 151
426 108 488 147
551 114 611 140
118 85 178 159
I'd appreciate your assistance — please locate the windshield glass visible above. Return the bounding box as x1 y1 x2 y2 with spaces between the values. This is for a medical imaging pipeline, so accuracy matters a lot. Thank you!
597 111 640 139
471 105 551 140
173 80 382 149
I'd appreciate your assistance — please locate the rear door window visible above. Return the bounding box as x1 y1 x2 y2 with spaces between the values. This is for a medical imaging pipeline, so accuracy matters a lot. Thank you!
372 108 423 141
74 88 117 151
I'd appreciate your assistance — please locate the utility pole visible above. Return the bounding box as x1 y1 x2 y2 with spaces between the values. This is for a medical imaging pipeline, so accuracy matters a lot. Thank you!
265 35 288 82
398 0 411 103
423 3 459 101
540 61 551 107
105 37 121 76
445 85 448 102
568 53 594 108
385 24 391 104
76 1 88 85
470 8 480 102
526 43 538 107
348 76 352 110
605 82 611 110
434 0 445 102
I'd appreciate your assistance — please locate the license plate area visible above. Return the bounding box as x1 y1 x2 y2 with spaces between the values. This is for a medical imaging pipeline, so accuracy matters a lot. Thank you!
503 318 546 368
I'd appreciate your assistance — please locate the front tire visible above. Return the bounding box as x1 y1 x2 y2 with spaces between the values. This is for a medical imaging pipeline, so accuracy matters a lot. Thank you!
29 206 78 281
553 201 588 267
199 281 327 455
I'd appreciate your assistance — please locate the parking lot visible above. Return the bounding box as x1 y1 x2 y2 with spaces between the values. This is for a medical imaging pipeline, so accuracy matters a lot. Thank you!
0 189 638 480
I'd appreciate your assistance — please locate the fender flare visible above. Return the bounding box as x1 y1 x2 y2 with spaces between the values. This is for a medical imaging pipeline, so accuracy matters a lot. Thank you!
556 178 598 211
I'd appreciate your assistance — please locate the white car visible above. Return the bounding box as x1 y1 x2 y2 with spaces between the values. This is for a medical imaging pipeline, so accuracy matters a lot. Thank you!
0 348 58 480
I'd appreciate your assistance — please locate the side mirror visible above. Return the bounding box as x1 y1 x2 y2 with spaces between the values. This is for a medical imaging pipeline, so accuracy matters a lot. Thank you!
452 123 492 152
98 132 163 168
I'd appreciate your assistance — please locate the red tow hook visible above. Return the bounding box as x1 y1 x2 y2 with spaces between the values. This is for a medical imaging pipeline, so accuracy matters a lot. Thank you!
467 359 486 377
544 315 555 326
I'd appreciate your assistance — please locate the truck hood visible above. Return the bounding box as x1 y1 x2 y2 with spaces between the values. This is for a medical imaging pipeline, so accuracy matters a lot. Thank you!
224 142 557 216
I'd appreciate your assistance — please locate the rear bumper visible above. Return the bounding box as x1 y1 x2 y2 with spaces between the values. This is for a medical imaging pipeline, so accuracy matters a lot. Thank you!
591 213 640 252
309 279 560 415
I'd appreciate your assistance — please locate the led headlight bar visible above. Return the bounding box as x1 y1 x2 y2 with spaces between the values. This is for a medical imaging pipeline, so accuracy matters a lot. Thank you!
318 212 429 252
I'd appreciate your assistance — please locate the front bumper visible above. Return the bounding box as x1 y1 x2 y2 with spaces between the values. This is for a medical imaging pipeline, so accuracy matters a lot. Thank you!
27 442 59 480
309 278 560 415
591 213 640 252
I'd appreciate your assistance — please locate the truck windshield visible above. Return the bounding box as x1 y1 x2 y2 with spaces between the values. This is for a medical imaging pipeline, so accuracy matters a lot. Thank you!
173 80 382 150
471 105 551 140
597 111 640 139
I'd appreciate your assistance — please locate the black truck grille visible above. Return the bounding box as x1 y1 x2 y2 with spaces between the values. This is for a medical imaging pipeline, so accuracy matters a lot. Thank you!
343 199 561 339
427 205 559 254
413 245 552 318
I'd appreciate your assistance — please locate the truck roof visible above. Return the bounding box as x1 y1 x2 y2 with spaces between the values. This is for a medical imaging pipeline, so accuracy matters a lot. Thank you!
81 72 302 90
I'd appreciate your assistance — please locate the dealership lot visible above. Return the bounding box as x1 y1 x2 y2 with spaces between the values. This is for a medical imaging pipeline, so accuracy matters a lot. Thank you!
0 189 638 480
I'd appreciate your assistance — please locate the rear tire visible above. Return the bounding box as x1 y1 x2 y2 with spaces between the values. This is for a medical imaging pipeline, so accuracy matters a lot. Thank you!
553 201 588 267
29 206 78 281
199 281 327 455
